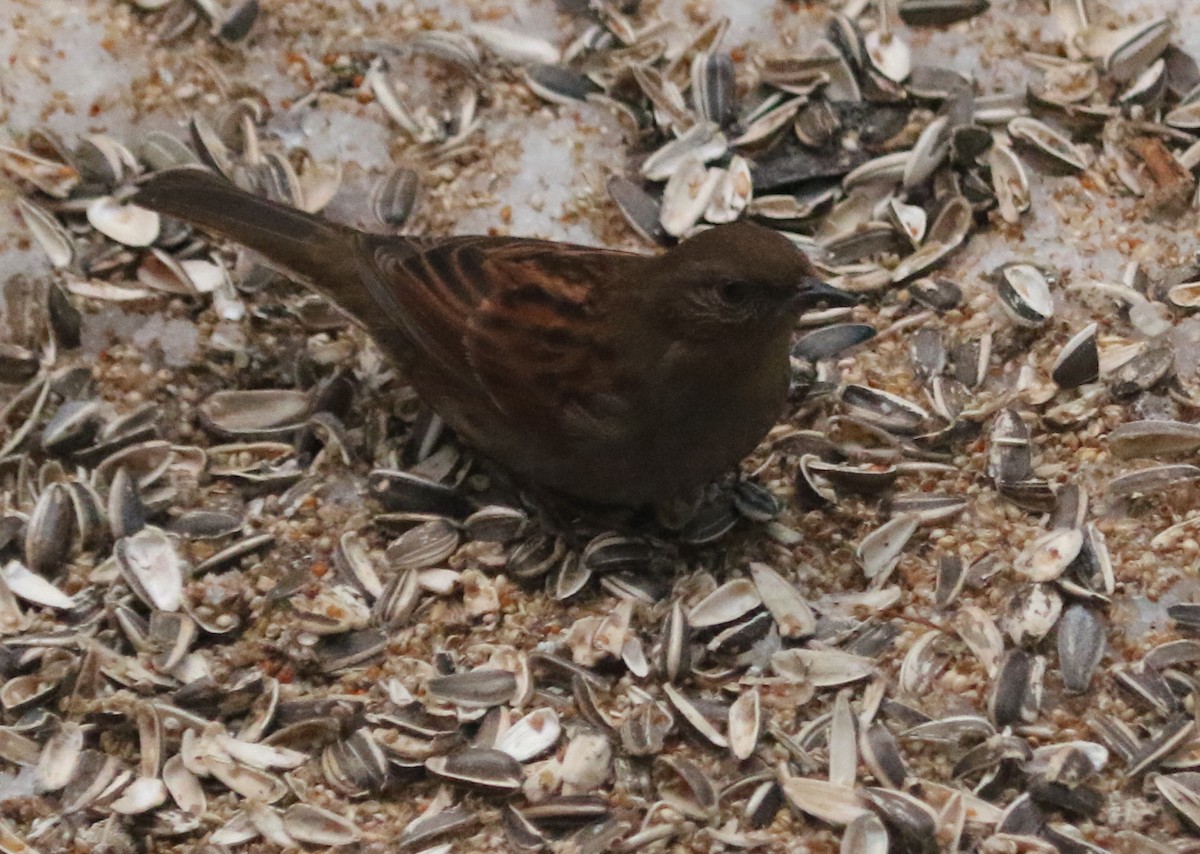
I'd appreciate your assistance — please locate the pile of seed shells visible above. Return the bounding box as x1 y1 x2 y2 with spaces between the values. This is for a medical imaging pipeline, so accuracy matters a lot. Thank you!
120 0 261 45
4 0 1200 851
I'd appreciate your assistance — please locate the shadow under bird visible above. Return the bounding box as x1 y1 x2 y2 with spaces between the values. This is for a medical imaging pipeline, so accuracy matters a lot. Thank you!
132 168 852 508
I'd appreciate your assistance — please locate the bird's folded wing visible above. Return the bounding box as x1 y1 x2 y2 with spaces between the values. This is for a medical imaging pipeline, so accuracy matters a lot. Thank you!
354 234 636 442
466 244 643 445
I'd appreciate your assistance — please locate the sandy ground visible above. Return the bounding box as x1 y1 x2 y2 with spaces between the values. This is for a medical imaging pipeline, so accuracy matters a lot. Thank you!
3 0 1200 852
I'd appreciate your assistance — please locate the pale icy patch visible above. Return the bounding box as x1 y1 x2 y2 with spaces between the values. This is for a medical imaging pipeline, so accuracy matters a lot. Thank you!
467 0 563 41
0 204 51 283
1132 575 1200 636
0 0 144 138
81 308 201 368
1177 9 1200 57
454 109 627 244
1172 317 1200 384
0 765 39 801
951 175 1177 292
726 0 789 43
287 104 396 169
367 0 564 35
1118 596 1172 640
647 0 806 50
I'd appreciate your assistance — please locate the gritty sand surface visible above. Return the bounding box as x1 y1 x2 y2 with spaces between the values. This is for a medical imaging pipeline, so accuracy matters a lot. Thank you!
2 0 1200 852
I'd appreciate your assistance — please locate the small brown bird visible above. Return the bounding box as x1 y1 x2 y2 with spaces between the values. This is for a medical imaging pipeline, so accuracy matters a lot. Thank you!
133 168 850 507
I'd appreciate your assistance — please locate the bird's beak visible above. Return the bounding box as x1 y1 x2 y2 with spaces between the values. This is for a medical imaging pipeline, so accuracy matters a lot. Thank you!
795 276 858 309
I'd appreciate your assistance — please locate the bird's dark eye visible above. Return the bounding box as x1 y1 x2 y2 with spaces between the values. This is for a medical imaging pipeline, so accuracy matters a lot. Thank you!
718 280 751 304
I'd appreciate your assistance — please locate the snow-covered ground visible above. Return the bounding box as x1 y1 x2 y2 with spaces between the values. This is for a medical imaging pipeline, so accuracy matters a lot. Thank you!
3 0 1200 841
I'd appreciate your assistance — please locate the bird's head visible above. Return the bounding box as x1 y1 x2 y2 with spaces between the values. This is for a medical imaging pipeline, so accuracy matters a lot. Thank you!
649 221 855 339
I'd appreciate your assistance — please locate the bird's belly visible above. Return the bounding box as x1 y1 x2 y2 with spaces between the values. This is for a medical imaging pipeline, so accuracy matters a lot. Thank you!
413 353 790 507
507 369 786 506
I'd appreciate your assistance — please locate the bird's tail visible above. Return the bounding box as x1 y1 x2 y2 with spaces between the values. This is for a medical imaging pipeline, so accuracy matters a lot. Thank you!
131 167 354 288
